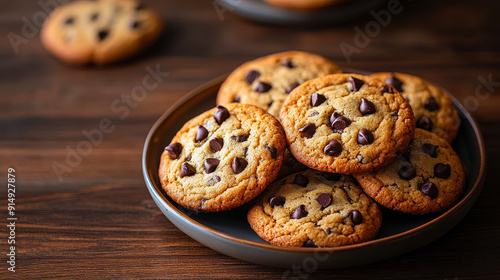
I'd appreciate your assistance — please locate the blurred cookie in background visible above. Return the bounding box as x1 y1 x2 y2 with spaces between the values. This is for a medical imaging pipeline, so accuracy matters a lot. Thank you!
41 0 163 65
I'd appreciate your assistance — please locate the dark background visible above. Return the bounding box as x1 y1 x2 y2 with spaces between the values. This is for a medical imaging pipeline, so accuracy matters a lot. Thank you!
1 0 499 278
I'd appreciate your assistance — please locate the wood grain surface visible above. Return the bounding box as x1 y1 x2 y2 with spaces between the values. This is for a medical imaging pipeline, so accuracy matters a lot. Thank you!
1 0 499 279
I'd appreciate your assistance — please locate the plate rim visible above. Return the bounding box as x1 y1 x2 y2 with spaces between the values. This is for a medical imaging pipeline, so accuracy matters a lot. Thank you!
215 0 390 26
142 73 486 255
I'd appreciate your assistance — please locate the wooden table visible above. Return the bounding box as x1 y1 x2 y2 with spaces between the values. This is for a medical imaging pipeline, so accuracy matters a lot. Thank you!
2 0 499 278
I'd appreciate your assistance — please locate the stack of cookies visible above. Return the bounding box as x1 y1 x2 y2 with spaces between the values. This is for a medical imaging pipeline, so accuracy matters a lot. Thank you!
158 51 465 248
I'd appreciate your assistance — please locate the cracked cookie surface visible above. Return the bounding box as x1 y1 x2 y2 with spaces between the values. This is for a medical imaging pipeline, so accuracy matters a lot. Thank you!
41 0 162 64
371 72 460 143
247 170 382 247
280 73 415 174
159 104 286 212
216 51 342 118
353 129 465 214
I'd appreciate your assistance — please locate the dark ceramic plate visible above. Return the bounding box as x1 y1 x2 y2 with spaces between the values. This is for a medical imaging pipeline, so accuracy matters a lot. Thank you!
142 74 486 269
215 0 389 26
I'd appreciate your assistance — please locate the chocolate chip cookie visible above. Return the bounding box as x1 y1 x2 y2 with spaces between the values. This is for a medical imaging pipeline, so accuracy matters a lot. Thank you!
41 0 162 64
158 104 287 212
370 72 460 143
216 51 342 118
247 170 382 247
353 129 466 215
280 74 415 174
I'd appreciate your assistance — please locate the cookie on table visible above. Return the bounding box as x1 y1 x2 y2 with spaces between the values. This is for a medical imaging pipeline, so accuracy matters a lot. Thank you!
41 0 162 64
247 170 382 247
158 104 287 212
370 72 460 143
353 129 466 215
280 73 415 174
216 51 342 118
263 0 347 10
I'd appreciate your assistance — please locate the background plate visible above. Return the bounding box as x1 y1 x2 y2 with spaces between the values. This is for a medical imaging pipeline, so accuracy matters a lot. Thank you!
216 0 389 26
142 74 485 269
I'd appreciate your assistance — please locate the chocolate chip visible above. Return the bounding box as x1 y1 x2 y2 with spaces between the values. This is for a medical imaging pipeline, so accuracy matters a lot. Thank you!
434 163 451 179
97 30 109 41
381 85 393 93
310 111 319 117
243 147 248 157
185 154 192 161
422 143 438 158
424 97 440 112
214 105 230 125
286 82 300 94
324 140 342 156
195 125 209 142
281 58 294 68
346 210 363 225
293 174 309 187
398 165 416 180
204 158 220 173
90 12 99 21
330 113 350 132
207 175 221 184
264 144 278 159
291 205 308 219
321 172 341 181
180 162 196 177
231 157 247 174
359 98 376 115
420 182 438 199
303 239 316 247
299 123 316 138
399 149 411 162
131 20 140 29
230 135 248 142
64 17 74 25
417 116 433 131
325 228 333 235
269 196 285 208
245 70 260 84
348 76 364 92
254 81 272 93
385 74 404 92
209 138 224 151
357 129 374 145
199 198 207 211
165 142 182 159
392 110 399 117
233 96 240 103
311 93 326 107
316 193 332 208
